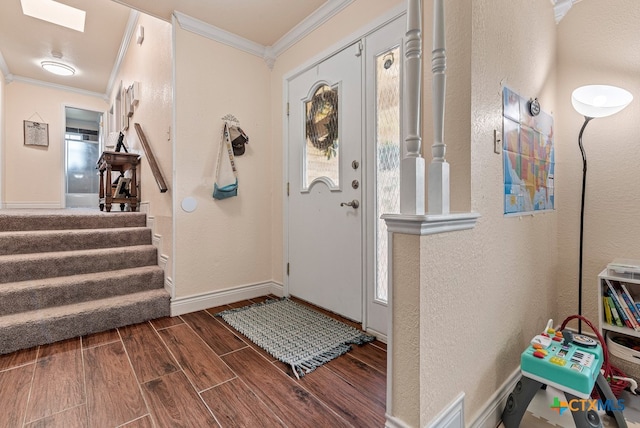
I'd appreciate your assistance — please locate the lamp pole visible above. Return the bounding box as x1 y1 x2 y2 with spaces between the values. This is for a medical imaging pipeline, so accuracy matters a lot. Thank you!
571 84 632 335
577 116 593 334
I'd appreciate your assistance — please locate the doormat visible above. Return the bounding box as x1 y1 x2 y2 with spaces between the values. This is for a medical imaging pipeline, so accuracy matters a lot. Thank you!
216 298 375 379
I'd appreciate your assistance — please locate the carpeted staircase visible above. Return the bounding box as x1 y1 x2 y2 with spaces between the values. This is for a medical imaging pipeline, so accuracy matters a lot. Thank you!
0 210 170 354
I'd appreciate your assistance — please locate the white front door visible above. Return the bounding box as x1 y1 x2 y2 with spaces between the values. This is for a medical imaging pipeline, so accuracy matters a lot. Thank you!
287 43 363 322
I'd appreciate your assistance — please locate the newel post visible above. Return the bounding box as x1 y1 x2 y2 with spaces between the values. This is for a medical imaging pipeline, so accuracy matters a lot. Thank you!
428 0 450 214
400 0 425 215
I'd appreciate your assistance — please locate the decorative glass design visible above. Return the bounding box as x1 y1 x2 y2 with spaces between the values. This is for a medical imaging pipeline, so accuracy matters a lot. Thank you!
376 48 401 303
304 84 339 189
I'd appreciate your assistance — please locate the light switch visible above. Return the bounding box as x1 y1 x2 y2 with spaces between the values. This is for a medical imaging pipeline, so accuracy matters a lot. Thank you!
494 129 502 154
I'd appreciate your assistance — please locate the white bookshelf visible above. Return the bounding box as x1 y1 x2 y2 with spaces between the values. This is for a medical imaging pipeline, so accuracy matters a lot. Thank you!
598 268 640 340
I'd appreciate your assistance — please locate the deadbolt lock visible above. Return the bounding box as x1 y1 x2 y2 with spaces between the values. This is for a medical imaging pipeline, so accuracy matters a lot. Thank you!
351 160 359 170
352 180 359 189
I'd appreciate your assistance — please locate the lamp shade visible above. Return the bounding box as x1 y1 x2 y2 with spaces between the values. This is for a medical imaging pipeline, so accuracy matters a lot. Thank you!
571 85 633 118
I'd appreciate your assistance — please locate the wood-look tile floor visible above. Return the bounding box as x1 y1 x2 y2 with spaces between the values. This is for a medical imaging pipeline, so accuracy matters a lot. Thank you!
0 296 386 428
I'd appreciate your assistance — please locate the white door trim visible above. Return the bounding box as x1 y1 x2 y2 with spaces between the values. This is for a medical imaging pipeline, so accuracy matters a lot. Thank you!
282 5 407 324
61 104 104 209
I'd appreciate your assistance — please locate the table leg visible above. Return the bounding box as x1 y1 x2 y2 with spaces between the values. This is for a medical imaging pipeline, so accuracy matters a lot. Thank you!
105 166 112 212
130 164 138 212
98 168 104 211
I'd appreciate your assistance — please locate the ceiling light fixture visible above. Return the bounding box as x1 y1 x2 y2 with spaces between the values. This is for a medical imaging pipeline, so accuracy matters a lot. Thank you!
21 0 86 32
41 61 75 76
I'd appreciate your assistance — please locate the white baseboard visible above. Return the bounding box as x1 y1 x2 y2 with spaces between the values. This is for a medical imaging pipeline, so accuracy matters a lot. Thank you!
138 201 150 213
3 202 62 209
366 327 387 344
170 281 284 316
164 276 174 296
385 414 411 428
158 254 168 271
469 367 520 428
145 213 172 298
427 393 465 428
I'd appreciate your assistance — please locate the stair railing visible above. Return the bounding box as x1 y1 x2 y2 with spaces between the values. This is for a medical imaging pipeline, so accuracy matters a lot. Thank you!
134 123 168 193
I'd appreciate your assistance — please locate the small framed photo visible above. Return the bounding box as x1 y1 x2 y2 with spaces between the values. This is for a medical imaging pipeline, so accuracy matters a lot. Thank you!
24 120 49 147
115 177 131 197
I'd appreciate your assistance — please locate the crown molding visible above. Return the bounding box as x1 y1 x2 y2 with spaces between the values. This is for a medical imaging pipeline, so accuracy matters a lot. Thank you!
106 9 139 99
174 0 354 67
269 0 355 57
174 11 266 59
0 50 13 83
11 75 106 99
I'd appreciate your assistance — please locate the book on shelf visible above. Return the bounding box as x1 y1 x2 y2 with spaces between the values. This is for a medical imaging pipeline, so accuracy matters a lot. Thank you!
613 281 640 330
605 278 640 331
620 282 640 324
603 296 613 324
607 296 624 327
605 291 627 328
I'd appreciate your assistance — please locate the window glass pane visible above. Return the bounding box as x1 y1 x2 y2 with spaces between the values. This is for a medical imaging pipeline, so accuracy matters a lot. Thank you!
66 138 99 194
376 48 401 303
304 84 339 188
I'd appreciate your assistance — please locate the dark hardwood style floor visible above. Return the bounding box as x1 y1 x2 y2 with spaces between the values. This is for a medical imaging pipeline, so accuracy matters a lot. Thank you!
0 296 387 427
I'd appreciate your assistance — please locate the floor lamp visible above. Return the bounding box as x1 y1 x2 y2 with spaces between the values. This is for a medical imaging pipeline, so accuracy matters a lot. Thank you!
571 84 633 333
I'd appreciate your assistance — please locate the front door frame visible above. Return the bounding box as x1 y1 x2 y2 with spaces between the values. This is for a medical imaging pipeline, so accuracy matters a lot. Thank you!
282 5 407 336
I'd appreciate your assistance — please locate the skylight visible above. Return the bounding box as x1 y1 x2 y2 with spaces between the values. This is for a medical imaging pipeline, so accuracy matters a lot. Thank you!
21 0 86 32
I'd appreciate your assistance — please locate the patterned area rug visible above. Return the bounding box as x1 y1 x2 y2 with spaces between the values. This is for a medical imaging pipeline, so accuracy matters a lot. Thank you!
216 298 374 378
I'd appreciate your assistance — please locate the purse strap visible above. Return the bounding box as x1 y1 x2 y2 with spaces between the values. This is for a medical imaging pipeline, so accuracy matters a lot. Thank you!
215 122 238 181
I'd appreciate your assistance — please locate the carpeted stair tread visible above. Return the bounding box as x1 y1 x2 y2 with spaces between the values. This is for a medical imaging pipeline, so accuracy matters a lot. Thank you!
0 266 164 316
0 245 158 284
0 227 152 255
0 289 170 355
0 210 146 231
0 209 171 355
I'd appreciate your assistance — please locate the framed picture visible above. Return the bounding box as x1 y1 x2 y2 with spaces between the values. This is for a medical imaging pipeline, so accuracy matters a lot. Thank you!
23 120 49 147
125 85 134 117
114 176 131 197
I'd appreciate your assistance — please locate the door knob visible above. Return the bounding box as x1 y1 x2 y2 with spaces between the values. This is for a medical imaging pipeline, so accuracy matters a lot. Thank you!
340 199 359 209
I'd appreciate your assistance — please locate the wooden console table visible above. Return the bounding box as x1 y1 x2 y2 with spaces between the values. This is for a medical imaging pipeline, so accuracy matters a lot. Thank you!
97 151 140 212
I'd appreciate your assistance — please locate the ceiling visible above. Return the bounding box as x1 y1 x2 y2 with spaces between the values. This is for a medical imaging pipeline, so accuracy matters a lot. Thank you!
0 0 328 96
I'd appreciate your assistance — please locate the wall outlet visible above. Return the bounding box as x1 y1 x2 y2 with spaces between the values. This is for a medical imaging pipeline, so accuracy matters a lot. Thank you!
494 129 502 154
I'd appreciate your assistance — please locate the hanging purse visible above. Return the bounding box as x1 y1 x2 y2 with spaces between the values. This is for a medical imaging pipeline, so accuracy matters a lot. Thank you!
213 122 238 200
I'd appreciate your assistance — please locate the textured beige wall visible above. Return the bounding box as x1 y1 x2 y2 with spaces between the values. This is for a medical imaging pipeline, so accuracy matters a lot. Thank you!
270 0 403 283
392 234 421 427
556 0 640 337
423 0 472 213
417 0 559 424
0 73 4 205
173 25 272 298
3 82 107 206
109 13 174 273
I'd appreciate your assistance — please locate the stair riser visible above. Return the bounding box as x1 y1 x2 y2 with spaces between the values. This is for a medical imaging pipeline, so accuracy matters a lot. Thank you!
0 269 165 316
0 228 152 255
0 293 170 355
0 247 158 284
0 212 147 231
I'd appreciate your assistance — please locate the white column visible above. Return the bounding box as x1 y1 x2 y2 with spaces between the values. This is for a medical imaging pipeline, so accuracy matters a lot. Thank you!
428 0 450 215
400 0 425 216
386 1 481 426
